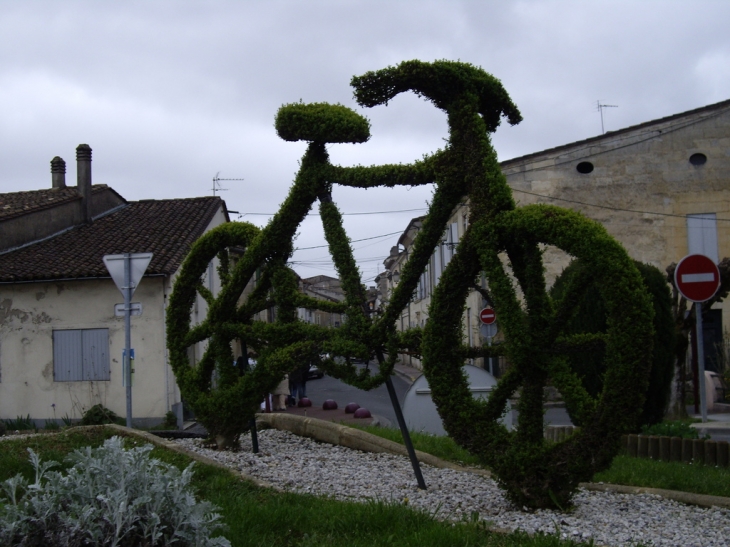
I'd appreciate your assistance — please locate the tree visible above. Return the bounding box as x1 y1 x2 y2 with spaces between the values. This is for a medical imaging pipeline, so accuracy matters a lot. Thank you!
168 60 654 509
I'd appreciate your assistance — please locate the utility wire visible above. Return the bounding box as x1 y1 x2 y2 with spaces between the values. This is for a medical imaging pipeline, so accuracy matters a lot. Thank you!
238 207 427 217
294 230 402 251
513 189 730 222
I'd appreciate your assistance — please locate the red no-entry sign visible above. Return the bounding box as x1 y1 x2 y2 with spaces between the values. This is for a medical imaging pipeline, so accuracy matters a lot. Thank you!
479 307 496 324
674 254 721 303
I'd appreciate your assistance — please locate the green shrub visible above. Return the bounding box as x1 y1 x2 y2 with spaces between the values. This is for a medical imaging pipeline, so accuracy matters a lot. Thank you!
80 404 121 426
2 415 35 431
640 420 706 439
0 436 230 546
164 410 178 428
43 420 60 431
550 259 675 427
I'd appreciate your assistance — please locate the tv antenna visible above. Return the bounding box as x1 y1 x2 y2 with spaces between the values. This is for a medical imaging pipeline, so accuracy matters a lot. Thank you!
211 172 245 196
597 101 618 134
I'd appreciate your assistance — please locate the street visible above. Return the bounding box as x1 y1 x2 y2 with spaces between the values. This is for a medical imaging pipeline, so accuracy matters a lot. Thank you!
303 365 730 443
304 365 410 427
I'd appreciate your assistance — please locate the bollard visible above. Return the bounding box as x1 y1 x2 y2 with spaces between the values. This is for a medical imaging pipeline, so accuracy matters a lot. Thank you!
670 437 682 462
704 440 717 467
682 438 693 463
627 434 639 458
692 439 705 464
648 436 660 460
659 436 671 462
638 435 649 458
717 441 729 468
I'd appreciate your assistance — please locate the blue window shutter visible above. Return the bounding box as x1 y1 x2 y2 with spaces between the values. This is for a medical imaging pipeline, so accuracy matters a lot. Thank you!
53 330 83 381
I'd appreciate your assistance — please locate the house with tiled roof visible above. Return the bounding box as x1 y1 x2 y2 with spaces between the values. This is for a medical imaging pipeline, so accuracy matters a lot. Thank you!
0 145 229 426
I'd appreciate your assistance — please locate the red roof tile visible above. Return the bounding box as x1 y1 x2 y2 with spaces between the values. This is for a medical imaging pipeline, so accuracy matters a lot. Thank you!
0 197 226 282
0 185 111 221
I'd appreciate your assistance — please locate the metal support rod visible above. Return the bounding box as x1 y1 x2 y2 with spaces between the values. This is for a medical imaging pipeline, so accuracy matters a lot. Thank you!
377 351 426 490
695 302 708 423
250 419 259 453
124 253 133 428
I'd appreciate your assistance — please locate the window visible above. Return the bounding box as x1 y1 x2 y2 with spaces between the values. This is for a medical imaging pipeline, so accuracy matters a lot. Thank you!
443 222 459 266
689 153 707 166
687 213 719 264
53 329 110 382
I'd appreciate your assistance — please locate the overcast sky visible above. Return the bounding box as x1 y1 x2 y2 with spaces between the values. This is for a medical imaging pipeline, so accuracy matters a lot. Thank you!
2 0 729 283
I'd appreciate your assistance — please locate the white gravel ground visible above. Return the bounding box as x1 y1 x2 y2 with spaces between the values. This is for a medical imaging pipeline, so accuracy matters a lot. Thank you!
175 429 730 547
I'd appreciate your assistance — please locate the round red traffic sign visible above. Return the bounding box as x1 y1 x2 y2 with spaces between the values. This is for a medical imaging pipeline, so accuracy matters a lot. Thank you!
479 307 496 324
674 254 720 302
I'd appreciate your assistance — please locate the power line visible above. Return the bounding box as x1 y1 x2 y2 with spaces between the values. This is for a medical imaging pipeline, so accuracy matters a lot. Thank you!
513 188 730 222
238 207 427 217
294 230 402 251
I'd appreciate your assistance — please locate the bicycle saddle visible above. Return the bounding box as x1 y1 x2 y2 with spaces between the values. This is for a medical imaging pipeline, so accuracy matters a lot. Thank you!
275 102 371 143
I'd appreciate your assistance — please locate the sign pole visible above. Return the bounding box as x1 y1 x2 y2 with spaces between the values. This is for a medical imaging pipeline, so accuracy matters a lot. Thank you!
124 253 133 428
695 302 708 423
486 333 493 375
674 253 721 424
103 252 152 430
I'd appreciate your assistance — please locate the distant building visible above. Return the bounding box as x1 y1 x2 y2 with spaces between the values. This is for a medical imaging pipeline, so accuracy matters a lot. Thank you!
297 274 345 327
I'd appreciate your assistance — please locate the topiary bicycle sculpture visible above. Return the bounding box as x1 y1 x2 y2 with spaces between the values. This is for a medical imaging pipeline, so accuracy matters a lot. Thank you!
167 60 653 510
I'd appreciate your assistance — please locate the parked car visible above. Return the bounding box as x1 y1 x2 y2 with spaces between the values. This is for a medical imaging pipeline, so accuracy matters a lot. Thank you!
308 364 324 380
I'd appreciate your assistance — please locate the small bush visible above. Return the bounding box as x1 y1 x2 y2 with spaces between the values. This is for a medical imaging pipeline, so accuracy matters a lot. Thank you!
164 410 178 428
80 404 121 426
2 415 35 431
0 436 230 546
44 420 60 431
640 420 704 439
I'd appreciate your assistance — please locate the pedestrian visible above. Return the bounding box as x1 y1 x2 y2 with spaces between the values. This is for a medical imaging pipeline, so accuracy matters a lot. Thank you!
289 362 311 403
272 373 290 411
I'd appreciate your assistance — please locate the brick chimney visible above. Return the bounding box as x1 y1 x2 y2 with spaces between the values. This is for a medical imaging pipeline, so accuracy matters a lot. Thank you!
76 144 92 222
51 156 66 188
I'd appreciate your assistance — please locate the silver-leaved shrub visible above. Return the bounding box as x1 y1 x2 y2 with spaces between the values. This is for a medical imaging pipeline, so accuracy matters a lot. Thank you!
0 436 231 546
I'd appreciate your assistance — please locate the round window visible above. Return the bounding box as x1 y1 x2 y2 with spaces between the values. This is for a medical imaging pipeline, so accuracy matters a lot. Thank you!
576 161 594 174
689 153 707 166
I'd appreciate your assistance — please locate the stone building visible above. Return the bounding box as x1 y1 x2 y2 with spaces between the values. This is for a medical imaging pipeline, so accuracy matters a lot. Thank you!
382 98 730 373
297 274 345 327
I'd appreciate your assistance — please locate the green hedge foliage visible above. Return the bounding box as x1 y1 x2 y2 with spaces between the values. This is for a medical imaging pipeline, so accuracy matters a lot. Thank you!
167 59 653 510
551 259 675 427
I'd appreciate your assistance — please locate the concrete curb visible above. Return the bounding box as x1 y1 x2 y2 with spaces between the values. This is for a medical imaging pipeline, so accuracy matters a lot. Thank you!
255 412 491 477
579 482 730 509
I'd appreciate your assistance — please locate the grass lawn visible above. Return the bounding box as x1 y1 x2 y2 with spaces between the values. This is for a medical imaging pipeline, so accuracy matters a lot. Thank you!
0 428 589 547
346 423 483 467
593 455 730 498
